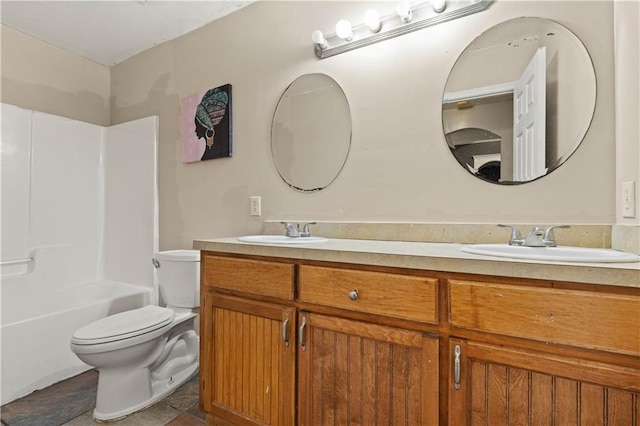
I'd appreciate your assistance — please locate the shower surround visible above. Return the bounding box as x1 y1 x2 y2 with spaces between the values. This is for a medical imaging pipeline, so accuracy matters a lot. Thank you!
0 103 158 404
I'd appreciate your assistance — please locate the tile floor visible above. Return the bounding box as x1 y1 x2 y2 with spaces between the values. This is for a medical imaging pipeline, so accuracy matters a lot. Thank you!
1 370 204 426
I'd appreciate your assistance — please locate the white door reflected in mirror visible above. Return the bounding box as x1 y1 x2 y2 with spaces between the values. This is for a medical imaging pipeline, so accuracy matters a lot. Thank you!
513 46 546 182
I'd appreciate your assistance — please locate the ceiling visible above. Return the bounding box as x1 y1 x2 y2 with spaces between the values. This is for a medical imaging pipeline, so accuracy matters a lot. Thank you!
1 1 254 67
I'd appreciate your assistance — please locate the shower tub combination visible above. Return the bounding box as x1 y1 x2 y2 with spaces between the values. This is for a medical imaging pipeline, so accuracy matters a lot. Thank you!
1 279 151 404
1 104 159 405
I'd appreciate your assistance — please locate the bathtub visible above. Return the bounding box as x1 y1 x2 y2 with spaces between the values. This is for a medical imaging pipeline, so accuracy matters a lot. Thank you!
1 280 152 405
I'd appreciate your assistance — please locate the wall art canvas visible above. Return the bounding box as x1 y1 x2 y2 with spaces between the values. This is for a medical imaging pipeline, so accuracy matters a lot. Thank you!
180 84 232 162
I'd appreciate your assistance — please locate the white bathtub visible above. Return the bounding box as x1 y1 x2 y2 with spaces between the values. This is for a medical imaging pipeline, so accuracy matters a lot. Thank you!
1 280 152 404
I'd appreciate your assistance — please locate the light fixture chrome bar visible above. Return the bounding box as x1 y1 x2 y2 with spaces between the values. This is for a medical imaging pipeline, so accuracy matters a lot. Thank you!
314 0 494 59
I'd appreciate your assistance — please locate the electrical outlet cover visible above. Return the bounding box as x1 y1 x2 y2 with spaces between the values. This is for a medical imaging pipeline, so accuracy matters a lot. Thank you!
250 196 261 216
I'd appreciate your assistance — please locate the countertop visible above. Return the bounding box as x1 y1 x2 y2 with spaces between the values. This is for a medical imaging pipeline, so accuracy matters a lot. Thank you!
193 237 640 289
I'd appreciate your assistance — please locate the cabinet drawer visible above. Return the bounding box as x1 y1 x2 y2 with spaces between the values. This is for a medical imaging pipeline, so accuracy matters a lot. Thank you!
448 279 640 355
299 265 437 324
203 254 294 300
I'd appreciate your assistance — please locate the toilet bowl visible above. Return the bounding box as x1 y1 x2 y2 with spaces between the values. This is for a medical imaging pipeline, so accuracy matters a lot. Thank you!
70 250 200 421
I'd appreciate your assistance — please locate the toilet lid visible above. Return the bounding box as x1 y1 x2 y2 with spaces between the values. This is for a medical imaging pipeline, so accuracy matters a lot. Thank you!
71 305 174 345
155 250 200 262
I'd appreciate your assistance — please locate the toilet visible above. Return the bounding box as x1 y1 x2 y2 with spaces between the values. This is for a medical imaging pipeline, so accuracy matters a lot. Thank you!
70 250 200 421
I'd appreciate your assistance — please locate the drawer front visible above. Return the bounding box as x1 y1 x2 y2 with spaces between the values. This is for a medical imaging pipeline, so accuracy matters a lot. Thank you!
299 265 437 324
448 279 640 355
203 254 294 300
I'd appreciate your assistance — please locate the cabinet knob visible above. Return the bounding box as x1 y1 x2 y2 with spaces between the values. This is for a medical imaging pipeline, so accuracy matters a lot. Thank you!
348 289 359 300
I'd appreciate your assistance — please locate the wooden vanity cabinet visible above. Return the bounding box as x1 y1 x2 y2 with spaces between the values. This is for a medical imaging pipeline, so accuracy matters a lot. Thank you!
297 312 439 426
447 338 640 426
201 254 441 425
296 264 441 425
200 251 640 426
200 254 297 426
446 279 640 426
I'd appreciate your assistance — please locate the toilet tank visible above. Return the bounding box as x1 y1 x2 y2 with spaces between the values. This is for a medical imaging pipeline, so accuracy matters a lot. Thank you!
154 250 200 308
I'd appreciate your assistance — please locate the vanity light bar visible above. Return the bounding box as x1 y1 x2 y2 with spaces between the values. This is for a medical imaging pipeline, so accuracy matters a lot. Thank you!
313 0 494 59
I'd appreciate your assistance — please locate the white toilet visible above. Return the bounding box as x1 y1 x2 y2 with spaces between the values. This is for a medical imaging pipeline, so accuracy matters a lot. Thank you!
70 250 200 421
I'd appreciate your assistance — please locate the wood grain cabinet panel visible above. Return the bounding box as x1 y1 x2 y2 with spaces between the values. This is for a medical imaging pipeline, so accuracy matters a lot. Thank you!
200 293 296 426
299 265 438 324
448 339 640 426
448 279 640 355
298 312 439 426
203 254 295 300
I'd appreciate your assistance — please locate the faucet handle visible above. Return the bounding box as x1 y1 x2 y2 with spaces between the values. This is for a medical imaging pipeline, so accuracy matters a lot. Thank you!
497 224 522 245
301 222 316 232
543 225 571 246
300 222 317 237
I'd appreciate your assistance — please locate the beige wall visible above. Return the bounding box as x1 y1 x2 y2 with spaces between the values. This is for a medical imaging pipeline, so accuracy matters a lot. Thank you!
614 1 640 225
109 1 618 250
1 25 110 126
3 2 622 251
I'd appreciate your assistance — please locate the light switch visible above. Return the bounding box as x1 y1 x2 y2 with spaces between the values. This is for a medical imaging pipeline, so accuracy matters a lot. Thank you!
622 181 636 218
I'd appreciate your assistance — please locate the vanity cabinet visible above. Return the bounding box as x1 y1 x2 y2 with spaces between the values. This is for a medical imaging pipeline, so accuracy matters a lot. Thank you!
297 312 439 425
296 265 440 425
447 279 640 355
447 338 640 425
200 251 640 426
297 265 438 323
446 279 640 426
200 254 297 425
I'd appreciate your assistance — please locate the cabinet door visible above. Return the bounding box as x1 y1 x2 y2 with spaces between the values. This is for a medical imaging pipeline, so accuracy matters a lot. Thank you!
200 292 296 426
448 338 640 426
298 312 439 426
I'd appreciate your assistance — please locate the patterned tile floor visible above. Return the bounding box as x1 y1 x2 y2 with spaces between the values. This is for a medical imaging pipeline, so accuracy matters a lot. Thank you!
1 370 204 426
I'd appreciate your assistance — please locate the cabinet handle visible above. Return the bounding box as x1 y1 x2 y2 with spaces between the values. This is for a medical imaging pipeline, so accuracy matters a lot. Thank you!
454 345 461 390
348 289 359 300
299 316 307 351
282 315 290 347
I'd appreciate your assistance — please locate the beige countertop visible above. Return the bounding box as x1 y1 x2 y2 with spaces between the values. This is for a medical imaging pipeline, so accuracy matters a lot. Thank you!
193 237 640 288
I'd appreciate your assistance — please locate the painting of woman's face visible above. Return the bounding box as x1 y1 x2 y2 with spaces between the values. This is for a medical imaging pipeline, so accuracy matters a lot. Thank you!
180 84 233 163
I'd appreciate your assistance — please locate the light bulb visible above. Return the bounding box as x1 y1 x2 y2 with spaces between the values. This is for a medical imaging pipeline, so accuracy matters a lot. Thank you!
364 9 381 32
311 30 328 49
335 19 353 41
432 0 446 13
396 1 413 23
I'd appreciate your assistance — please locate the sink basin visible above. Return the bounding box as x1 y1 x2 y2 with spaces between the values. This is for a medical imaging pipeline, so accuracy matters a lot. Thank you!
461 244 640 263
238 235 328 244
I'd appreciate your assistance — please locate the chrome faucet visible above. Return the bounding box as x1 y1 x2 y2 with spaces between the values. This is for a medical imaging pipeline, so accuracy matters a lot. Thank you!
281 221 317 238
498 224 570 247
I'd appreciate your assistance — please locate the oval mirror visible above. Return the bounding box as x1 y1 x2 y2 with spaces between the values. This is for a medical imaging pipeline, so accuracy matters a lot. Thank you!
271 73 351 192
442 17 596 184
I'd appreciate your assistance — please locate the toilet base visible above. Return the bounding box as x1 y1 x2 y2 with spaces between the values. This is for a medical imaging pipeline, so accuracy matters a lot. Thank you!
93 363 198 421
92 320 200 421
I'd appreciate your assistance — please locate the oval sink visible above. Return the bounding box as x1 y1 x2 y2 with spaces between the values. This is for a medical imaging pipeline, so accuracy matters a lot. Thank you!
238 235 328 244
461 244 640 263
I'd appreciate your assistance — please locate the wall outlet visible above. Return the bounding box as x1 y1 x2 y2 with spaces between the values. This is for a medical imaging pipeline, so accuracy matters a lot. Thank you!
250 196 261 216
622 181 636 218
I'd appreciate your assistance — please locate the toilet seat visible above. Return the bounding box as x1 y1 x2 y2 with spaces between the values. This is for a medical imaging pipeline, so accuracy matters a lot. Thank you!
71 305 174 345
